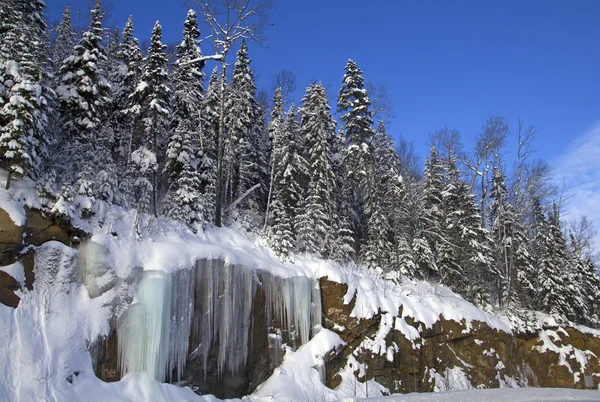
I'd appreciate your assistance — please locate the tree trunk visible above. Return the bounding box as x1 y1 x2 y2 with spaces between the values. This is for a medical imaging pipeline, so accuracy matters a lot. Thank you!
215 57 227 227
5 172 12 190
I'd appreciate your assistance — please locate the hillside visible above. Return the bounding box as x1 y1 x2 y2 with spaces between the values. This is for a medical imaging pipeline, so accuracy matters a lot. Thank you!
1 177 599 401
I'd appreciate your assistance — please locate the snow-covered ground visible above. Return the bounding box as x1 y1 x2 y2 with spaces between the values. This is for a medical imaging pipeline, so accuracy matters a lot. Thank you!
346 388 600 401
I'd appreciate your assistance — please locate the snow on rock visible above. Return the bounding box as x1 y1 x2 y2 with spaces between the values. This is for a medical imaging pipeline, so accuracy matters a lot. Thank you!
347 387 600 401
0 261 25 287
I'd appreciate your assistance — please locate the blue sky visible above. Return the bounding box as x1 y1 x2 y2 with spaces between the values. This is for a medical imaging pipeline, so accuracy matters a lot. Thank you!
48 0 600 244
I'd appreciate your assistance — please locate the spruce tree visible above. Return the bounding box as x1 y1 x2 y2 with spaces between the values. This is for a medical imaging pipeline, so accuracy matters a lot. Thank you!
223 41 265 224
420 146 446 279
51 5 76 80
0 0 51 188
128 21 170 216
296 83 336 256
267 105 307 259
337 59 376 253
164 9 205 221
264 87 284 230
113 16 143 167
537 204 573 319
57 0 110 147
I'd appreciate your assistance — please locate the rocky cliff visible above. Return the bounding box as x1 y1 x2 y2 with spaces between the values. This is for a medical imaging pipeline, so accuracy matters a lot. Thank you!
1 206 599 400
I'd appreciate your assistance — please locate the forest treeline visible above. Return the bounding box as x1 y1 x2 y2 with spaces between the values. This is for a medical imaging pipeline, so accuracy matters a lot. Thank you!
1 0 598 325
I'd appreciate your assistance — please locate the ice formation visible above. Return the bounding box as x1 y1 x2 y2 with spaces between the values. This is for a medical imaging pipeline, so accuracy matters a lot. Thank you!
117 269 194 382
116 258 322 382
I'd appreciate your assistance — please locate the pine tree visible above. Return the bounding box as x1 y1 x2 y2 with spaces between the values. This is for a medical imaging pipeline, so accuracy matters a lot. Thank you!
490 167 536 308
328 131 356 263
57 0 110 147
167 120 203 230
267 105 307 259
337 59 376 253
264 87 284 230
440 158 496 307
164 9 206 221
196 67 221 222
537 204 573 319
51 5 76 80
363 122 398 270
420 146 446 279
113 16 142 167
0 0 51 188
296 83 336 256
128 21 170 216
223 41 265 224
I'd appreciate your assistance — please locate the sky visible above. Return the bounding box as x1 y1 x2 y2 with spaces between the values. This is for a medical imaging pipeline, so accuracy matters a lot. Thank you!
47 0 600 248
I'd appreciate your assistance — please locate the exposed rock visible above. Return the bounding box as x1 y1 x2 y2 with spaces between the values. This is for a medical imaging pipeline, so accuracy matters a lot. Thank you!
0 270 20 308
320 278 600 394
0 208 23 265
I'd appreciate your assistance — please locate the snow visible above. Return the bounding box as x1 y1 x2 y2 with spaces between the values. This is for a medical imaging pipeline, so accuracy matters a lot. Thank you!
345 388 600 401
1 178 600 401
0 261 25 287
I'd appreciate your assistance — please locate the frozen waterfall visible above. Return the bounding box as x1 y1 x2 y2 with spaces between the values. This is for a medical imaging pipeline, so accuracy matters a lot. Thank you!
115 259 322 383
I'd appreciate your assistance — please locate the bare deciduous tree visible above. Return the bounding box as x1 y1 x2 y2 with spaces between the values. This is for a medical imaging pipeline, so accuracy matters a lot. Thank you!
365 81 395 124
193 0 274 226
464 116 508 226
270 69 296 106
428 127 463 160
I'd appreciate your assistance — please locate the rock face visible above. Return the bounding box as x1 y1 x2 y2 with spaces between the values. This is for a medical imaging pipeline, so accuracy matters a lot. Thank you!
4 204 600 398
0 206 88 308
320 277 600 394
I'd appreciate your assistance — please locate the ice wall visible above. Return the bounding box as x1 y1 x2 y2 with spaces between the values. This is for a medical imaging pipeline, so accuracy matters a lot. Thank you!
116 259 322 383
117 269 194 382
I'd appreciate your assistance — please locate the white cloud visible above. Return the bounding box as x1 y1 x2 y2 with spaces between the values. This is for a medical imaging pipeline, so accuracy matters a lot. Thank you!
554 122 600 254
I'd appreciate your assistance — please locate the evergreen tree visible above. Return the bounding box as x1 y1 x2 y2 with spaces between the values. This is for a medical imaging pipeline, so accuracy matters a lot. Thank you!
537 204 573 319
296 83 336 256
196 67 221 222
264 87 284 230
164 9 205 221
51 5 76 79
337 59 377 254
490 167 536 308
363 121 398 270
57 0 110 147
328 131 356 262
420 146 445 279
0 0 51 188
167 119 203 230
113 16 142 167
128 21 170 216
223 41 265 224
267 105 307 259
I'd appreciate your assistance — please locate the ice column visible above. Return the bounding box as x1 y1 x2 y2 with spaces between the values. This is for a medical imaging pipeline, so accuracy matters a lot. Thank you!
117 268 194 382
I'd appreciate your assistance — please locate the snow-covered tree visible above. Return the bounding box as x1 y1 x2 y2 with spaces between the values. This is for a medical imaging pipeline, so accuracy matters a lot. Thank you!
112 16 143 167
128 20 170 216
536 204 573 318
223 41 265 224
57 0 110 147
51 5 76 79
0 0 51 188
267 105 307 259
165 9 205 216
420 146 445 279
296 83 336 256
337 59 376 252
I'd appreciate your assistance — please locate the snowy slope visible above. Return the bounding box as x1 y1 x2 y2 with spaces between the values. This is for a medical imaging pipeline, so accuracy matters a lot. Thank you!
1 179 599 401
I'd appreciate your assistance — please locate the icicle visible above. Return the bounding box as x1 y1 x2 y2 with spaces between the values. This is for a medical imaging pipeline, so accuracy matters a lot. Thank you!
190 260 256 377
263 275 321 349
118 270 173 381
117 268 195 382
